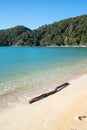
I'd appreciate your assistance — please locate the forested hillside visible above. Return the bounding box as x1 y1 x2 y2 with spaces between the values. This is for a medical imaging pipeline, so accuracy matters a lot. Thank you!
0 14 87 46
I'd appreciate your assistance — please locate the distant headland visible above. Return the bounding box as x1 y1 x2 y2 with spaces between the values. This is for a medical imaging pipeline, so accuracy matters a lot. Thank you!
0 14 87 46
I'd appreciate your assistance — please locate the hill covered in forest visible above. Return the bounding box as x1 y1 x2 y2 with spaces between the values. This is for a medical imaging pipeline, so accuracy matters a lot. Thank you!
0 14 87 46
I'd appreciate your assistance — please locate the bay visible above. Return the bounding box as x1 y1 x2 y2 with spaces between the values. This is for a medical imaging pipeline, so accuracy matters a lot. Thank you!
0 47 87 109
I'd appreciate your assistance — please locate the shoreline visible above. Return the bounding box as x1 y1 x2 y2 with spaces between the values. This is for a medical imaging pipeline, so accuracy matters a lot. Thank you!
46 44 87 47
0 67 87 108
0 68 87 112
0 74 87 130
0 44 87 47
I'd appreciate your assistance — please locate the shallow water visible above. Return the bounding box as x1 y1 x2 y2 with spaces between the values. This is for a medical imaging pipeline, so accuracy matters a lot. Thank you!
0 47 87 109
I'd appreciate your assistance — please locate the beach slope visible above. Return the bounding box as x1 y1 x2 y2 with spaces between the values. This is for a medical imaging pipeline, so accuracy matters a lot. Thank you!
0 75 87 130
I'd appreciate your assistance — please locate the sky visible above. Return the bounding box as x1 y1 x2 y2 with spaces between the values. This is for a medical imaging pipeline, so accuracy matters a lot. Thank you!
0 0 87 30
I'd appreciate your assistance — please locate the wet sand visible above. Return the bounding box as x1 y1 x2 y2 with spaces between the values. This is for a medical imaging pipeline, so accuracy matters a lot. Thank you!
0 75 87 130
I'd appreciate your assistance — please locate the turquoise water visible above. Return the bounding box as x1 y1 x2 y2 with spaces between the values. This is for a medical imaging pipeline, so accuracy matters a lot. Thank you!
0 47 87 108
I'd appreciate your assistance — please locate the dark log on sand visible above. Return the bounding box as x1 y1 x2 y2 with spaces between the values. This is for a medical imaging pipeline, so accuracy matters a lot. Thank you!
78 116 87 120
29 82 69 104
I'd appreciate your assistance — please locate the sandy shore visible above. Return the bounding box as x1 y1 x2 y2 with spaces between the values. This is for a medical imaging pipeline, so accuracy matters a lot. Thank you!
0 75 87 130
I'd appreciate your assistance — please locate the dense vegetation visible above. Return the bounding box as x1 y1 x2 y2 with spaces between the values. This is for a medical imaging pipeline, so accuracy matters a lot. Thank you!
0 14 87 46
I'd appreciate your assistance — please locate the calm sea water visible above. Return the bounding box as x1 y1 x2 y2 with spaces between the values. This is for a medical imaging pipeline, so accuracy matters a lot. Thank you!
0 47 87 108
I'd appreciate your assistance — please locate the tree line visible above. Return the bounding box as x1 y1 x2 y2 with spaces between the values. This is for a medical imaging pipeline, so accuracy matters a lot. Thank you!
0 14 87 46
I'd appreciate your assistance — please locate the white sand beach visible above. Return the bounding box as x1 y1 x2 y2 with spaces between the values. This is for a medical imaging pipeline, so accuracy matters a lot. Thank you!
0 75 87 130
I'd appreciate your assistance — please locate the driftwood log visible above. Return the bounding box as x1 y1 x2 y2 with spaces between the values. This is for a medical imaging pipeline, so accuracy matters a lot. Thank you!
78 116 87 120
29 82 69 104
